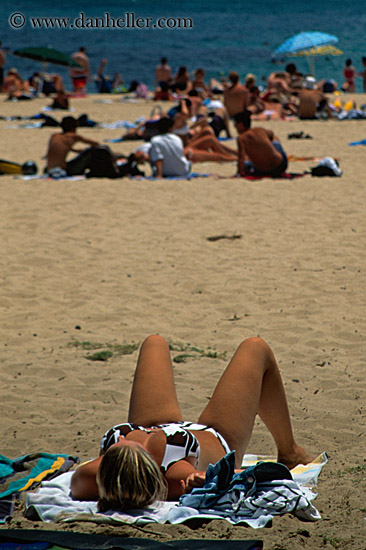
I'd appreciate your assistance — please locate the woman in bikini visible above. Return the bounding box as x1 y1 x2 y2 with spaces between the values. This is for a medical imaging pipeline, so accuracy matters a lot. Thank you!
71 335 313 511
343 59 356 93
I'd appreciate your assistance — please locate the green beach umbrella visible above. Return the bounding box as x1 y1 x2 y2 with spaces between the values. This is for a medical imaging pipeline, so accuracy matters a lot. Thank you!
13 46 81 69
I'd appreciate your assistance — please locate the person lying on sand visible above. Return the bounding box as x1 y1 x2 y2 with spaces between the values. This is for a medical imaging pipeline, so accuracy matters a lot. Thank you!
234 110 288 177
71 334 313 508
184 117 237 162
247 86 287 120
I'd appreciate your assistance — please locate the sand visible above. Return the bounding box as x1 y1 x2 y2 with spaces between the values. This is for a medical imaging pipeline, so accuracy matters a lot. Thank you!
0 93 365 549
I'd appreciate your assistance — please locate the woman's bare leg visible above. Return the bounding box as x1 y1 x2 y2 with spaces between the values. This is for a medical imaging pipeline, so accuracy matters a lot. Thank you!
198 337 313 468
185 146 237 163
128 335 183 426
190 134 238 156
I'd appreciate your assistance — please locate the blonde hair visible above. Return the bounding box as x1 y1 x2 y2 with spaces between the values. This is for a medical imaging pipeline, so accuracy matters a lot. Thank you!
96 445 167 512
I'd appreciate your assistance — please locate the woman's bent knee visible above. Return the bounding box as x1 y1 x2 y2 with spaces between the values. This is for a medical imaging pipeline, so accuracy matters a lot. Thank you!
141 334 168 348
239 336 269 350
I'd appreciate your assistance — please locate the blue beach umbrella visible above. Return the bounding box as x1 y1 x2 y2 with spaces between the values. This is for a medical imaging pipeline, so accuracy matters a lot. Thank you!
273 32 339 58
272 31 339 75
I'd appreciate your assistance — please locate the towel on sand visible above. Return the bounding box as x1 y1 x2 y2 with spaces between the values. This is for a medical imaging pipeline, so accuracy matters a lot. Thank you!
0 452 78 523
25 452 327 529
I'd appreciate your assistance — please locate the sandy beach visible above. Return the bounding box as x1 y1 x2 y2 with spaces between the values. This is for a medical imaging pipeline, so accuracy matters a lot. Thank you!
0 93 365 549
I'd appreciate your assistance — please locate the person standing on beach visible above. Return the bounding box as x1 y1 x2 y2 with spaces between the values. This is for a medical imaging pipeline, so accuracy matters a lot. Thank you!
342 59 356 93
360 57 366 93
223 71 249 117
234 110 288 177
154 57 172 89
0 42 6 92
69 47 91 94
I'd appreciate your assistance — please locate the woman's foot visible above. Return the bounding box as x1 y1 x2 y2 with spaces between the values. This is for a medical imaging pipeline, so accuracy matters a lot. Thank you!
278 444 315 470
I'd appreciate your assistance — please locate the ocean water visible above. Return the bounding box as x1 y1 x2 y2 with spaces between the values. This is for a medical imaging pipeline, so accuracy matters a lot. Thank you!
1 0 366 92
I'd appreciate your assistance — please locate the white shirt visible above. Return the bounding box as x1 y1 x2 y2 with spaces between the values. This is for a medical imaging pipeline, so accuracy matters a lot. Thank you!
150 133 191 177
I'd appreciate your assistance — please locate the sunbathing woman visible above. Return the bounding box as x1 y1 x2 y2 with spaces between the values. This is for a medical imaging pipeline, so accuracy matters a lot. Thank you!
71 335 313 511
184 124 237 162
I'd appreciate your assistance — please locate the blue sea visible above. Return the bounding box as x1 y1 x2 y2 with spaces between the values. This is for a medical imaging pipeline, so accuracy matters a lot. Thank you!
1 0 366 92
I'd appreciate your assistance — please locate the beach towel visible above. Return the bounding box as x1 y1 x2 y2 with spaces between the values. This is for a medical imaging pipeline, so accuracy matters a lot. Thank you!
24 452 327 529
238 172 307 181
0 453 78 523
349 139 366 146
0 530 263 550
130 173 214 181
14 175 86 181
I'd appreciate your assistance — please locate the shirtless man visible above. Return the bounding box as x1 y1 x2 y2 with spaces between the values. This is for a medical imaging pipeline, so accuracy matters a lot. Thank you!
70 47 91 93
154 57 172 88
234 110 288 177
0 42 6 92
297 76 329 120
223 71 249 117
46 116 99 175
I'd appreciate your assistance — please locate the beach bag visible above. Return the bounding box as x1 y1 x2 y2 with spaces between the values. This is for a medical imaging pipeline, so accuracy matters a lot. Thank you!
86 147 120 179
143 106 162 141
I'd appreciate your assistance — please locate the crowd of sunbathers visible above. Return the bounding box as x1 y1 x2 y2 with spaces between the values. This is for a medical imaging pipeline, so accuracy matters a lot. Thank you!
1 48 362 180
44 60 340 180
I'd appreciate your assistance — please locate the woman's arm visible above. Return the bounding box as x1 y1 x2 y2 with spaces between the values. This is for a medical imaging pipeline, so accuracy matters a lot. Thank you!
164 459 205 500
70 456 102 501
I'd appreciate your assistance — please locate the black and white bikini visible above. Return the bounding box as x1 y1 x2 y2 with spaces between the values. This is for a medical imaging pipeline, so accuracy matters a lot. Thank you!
100 421 231 473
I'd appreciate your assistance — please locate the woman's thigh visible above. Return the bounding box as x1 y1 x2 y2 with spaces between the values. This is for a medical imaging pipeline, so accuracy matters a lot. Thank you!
128 335 184 426
197 338 269 457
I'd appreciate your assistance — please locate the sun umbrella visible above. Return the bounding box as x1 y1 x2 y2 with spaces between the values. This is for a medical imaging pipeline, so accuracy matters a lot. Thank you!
273 32 339 58
13 47 81 69
272 32 340 75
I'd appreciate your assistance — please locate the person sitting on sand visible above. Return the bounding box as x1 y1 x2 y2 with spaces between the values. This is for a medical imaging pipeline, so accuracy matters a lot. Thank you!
46 116 100 175
4 68 32 100
71 334 313 507
50 89 69 110
297 76 330 120
149 117 192 178
223 71 249 117
285 63 303 89
46 116 133 178
234 110 288 177
191 68 210 98
171 66 192 95
153 81 173 101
